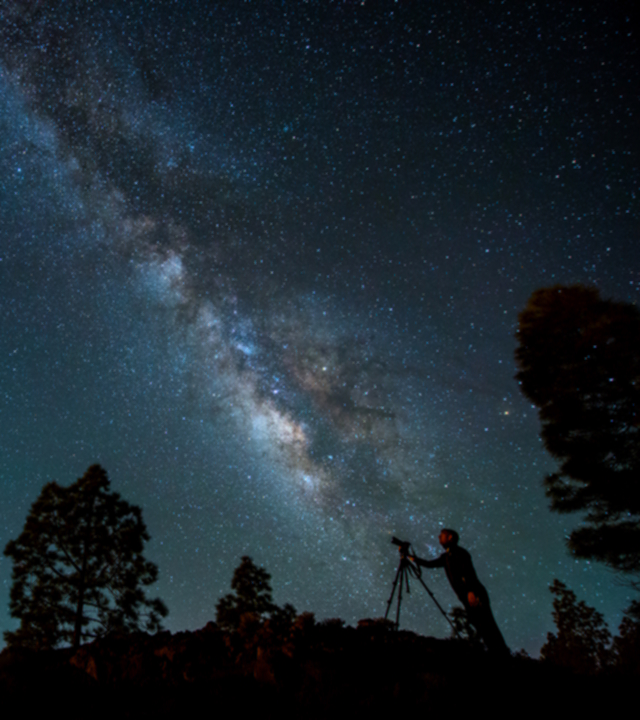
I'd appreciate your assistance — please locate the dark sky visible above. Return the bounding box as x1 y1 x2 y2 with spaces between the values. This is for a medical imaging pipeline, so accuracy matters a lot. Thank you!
0 1 637 655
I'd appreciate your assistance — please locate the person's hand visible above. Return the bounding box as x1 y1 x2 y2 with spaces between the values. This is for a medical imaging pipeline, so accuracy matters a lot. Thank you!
468 591 481 607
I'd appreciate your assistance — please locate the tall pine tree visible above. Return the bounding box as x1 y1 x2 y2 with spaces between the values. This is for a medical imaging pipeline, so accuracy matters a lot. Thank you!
4 465 167 649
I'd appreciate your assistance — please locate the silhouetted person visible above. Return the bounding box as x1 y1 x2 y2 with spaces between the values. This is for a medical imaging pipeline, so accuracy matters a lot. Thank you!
410 529 510 657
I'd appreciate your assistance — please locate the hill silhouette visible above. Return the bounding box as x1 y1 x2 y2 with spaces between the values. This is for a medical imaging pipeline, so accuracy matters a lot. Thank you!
0 615 635 718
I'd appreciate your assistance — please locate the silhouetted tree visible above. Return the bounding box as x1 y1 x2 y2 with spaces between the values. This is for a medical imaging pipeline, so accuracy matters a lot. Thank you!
611 600 640 673
270 599 298 631
515 285 640 574
541 579 611 674
448 606 482 648
216 555 295 631
4 465 167 650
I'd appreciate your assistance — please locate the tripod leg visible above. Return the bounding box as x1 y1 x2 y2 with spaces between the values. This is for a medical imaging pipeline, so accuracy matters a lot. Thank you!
415 574 459 637
384 561 404 622
396 565 405 630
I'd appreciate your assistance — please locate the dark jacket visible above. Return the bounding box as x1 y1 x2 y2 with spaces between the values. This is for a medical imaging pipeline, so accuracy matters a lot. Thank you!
415 545 489 609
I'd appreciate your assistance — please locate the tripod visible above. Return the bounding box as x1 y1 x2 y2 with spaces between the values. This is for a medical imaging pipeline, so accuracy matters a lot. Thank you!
384 545 459 637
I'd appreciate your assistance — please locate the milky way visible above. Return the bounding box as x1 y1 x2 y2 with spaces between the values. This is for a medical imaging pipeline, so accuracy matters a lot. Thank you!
1 2 638 654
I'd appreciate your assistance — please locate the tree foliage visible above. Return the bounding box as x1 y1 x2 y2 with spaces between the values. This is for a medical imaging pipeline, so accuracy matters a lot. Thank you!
216 555 295 631
541 580 611 674
515 284 640 573
611 600 640 673
4 465 167 649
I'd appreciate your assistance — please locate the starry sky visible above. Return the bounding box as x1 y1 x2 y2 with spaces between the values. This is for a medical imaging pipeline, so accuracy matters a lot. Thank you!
0 1 637 655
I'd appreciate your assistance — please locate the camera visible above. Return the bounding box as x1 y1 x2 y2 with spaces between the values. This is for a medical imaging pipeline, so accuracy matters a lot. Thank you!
391 536 411 555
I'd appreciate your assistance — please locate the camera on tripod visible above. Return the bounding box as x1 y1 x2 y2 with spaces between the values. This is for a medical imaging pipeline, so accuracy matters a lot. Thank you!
385 535 457 636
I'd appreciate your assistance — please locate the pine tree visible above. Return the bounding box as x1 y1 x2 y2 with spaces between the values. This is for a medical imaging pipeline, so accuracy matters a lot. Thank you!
515 284 640 573
216 556 295 631
4 465 167 649
611 600 640 673
540 579 611 674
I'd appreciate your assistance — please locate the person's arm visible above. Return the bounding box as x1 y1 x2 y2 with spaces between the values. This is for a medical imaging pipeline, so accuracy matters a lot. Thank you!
411 553 445 568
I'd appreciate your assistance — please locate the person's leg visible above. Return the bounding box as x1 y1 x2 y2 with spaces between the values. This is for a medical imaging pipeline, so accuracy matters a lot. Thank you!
468 604 510 656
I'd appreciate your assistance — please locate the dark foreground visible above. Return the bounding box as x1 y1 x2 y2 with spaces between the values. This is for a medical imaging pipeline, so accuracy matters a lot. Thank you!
0 618 634 718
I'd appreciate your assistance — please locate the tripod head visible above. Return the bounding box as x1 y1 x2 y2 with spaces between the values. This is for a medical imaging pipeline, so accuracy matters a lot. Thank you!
391 536 412 558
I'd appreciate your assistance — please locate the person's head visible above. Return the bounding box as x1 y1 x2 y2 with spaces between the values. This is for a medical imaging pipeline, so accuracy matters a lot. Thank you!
439 529 459 548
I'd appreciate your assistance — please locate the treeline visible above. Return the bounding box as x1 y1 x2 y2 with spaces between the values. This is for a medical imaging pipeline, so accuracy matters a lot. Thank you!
3 470 639 675
539 579 640 674
0 577 635 717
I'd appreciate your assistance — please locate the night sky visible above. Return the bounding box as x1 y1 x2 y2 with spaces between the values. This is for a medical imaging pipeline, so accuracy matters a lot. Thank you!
0 1 637 655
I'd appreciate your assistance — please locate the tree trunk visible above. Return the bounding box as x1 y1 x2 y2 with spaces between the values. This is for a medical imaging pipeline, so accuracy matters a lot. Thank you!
73 580 85 649
73 489 96 649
